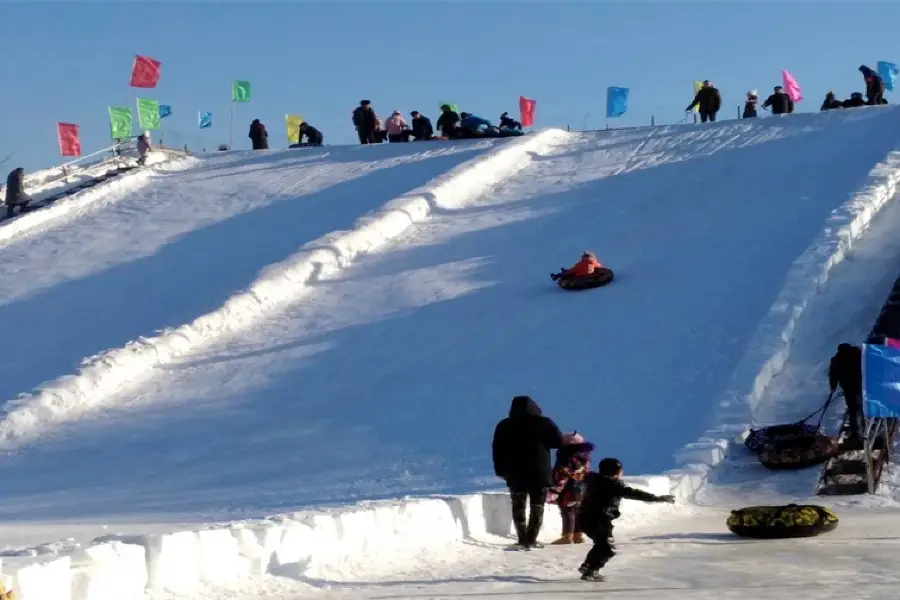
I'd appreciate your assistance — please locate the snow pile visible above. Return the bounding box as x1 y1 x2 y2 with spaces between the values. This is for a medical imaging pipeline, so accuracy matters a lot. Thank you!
0 130 570 448
0 151 197 248
669 115 900 500
0 478 672 599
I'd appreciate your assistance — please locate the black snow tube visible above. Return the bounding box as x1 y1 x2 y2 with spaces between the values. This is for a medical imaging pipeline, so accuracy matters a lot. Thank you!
744 423 820 453
758 433 839 470
557 268 614 290
727 504 839 539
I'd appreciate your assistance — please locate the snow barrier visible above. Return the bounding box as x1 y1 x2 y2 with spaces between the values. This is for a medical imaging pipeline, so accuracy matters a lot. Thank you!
0 151 197 248
0 129 572 448
0 478 672 599
668 147 900 501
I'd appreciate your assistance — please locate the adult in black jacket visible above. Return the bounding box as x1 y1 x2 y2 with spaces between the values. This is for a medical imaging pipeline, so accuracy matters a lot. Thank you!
829 343 864 447
436 105 460 138
859 65 886 105
352 100 378 144
576 458 674 581
763 86 794 115
821 91 843 111
409 111 434 141
4 167 28 218
843 93 867 108
686 80 721 123
298 122 323 146
492 395 564 548
248 119 269 150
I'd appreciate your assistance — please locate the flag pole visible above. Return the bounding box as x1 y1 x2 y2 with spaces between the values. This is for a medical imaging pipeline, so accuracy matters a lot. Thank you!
229 82 234 150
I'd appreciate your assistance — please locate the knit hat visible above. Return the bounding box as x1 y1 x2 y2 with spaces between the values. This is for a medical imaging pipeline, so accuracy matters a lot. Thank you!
563 432 585 445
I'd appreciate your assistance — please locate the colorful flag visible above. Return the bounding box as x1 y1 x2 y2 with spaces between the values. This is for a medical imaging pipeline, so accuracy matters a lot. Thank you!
129 55 161 88
606 87 629 118
56 122 81 157
159 104 172 119
878 61 898 91
518 96 536 127
232 80 251 102
781 69 803 102
137 98 161 129
692 80 703 112
886 337 900 349
286 114 304 143
199 111 212 129
108 106 133 139
863 343 900 418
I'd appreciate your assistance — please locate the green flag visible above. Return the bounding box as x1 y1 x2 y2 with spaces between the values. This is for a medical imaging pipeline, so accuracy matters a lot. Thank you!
232 80 251 102
108 106 133 139
439 101 458 113
137 98 161 129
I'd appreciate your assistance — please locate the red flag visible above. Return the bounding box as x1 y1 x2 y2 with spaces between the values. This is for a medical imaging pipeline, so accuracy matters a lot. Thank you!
129 55 161 88
56 122 81 157
519 96 536 127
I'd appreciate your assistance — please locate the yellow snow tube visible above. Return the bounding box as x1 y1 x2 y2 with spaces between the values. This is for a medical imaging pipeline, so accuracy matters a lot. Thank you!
727 504 838 539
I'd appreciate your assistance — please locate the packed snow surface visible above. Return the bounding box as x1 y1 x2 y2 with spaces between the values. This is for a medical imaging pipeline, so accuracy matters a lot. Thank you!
0 107 898 532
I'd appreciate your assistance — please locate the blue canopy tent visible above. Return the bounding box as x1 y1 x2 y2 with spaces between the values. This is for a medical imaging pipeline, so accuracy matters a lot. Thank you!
860 343 900 491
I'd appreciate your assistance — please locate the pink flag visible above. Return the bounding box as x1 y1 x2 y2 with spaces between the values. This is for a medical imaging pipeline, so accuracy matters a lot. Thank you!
519 96 536 127
886 337 900 349
781 69 803 102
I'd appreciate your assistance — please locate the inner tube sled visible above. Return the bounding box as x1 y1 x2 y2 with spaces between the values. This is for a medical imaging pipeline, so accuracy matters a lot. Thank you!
556 268 614 290
727 504 839 539
744 423 820 453
758 433 839 470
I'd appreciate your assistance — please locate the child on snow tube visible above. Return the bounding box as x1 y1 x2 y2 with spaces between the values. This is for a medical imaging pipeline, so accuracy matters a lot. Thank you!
551 251 604 281
547 432 595 545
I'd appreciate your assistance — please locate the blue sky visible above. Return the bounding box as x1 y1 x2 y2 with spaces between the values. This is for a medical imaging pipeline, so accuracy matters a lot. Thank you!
3 1 898 172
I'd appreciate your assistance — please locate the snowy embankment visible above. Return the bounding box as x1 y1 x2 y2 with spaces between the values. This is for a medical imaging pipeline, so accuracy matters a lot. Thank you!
669 126 900 500
0 151 197 247
0 129 570 449
0 479 673 599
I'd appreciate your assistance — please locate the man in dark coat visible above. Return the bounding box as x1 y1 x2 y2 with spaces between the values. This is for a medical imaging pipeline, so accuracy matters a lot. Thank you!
821 91 843 111
829 343 864 448
576 458 674 581
248 119 269 150
436 104 460 138
298 122 323 146
352 100 378 144
4 167 28 218
763 85 794 115
492 395 564 549
859 65 886 105
409 111 434 141
686 80 722 123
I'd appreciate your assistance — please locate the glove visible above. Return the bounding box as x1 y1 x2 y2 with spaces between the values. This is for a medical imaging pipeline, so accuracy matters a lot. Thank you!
658 494 676 504
550 273 559 281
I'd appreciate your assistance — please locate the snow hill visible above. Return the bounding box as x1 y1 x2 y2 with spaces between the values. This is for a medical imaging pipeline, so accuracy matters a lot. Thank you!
1 107 900 599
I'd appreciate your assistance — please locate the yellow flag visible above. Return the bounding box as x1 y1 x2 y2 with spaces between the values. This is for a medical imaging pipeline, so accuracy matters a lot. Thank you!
285 114 304 143
692 81 703 112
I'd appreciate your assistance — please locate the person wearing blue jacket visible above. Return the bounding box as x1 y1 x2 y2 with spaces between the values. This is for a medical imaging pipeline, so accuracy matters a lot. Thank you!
458 112 497 138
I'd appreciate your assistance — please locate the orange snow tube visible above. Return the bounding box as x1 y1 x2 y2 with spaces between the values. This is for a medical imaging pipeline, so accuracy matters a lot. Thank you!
557 268 615 290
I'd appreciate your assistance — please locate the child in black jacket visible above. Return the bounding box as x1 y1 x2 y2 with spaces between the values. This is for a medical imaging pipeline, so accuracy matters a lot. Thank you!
576 457 675 581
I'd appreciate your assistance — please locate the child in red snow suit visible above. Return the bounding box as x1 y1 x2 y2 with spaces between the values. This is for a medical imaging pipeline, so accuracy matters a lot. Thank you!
576 458 675 581
551 251 604 281
547 432 594 544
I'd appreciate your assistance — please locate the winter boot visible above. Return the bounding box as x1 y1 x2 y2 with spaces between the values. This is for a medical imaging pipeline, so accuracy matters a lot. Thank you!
525 503 545 548
581 570 605 582
551 533 574 545
573 531 586 544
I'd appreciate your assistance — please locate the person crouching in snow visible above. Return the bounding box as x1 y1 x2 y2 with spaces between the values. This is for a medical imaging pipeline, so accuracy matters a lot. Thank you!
551 251 604 281
547 432 594 545
576 458 674 581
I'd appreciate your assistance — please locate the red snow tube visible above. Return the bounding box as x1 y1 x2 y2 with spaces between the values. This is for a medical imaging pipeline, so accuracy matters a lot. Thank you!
557 268 615 290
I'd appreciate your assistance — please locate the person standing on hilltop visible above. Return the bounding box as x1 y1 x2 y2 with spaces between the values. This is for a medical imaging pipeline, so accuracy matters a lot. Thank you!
492 395 564 550
686 80 721 123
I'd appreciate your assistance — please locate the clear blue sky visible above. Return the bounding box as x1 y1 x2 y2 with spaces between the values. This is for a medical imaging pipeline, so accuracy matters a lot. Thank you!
3 1 898 172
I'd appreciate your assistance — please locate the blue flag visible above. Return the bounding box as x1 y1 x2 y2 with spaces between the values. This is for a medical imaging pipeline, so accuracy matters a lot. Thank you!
863 343 900 417
158 104 172 119
199 111 212 129
878 61 898 91
606 87 629 118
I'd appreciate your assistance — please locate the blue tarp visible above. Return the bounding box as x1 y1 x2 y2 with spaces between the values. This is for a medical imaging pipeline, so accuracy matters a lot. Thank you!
863 343 900 417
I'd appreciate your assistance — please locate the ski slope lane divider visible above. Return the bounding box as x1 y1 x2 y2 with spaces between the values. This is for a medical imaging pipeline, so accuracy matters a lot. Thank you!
0 152 199 249
668 148 900 501
0 129 572 449
0 477 674 599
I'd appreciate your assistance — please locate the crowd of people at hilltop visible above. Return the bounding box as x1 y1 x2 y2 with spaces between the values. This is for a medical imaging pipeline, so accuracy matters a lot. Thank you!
491 395 674 582
688 64 889 122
